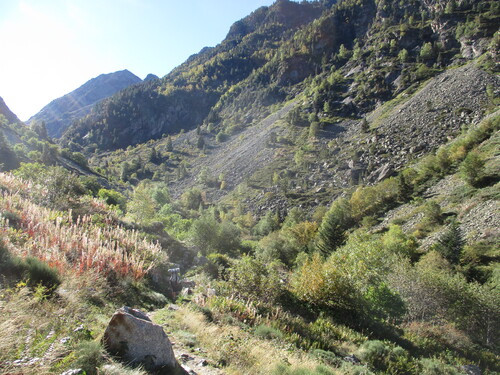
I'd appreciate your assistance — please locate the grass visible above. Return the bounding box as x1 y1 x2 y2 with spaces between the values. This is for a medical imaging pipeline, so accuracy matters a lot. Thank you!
0 172 172 375
154 305 338 375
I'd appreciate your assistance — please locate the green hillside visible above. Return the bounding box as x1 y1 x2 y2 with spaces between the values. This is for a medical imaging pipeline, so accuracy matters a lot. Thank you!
0 0 499 374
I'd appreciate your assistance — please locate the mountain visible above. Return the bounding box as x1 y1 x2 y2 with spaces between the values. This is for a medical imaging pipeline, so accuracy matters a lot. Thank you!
60 0 498 154
60 0 326 150
29 69 142 138
1 1 499 374
69 0 498 206
144 73 160 82
0 96 21 124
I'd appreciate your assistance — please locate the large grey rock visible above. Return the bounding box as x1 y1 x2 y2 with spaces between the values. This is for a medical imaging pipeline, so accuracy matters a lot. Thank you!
103 307 177 371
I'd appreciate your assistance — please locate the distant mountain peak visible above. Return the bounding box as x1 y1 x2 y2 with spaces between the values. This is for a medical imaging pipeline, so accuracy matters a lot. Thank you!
144 73 160 82
0 96 21 124
29 70 142 138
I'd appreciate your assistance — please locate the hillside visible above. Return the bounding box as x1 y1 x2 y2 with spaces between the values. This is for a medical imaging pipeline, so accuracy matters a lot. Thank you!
59 0 327 151
28 69 142 138
1 0 499 374
0 96 21 124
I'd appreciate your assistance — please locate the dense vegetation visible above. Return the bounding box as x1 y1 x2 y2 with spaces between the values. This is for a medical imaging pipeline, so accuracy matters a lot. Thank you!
1 0 499 374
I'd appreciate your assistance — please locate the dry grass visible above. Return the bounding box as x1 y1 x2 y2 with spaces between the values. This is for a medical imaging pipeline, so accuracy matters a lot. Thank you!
0 172 163 281
0 271 121 375
155 305 339 375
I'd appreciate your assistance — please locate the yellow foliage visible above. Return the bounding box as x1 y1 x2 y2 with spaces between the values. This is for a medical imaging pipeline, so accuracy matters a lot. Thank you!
284 221 318 248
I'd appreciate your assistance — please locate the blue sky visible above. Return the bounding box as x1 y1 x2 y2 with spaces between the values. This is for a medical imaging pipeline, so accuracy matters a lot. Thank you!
0 0 276 120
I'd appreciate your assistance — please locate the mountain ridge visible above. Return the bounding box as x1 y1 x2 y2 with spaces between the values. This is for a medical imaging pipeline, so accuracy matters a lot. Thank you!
28 69 142 138
0 96 21 124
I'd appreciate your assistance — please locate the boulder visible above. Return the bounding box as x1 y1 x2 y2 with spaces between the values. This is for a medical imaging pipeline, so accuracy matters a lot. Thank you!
461 365 482 375
148 263 175 299
103 307 178 372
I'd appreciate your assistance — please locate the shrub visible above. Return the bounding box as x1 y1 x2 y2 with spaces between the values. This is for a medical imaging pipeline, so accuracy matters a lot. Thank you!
190 214 241 256
254 211 280 237
13 256 61 291
255 324 283 340
127 182 158 224
311 349 342 367
291 253 357 311
0 209 21 228
315 198 353 255
460 151 485 187
98 188 126 211
356 340 391 370
421 201 443 226
382 225 418 260
418 358 462 375
272 364 337 375
204 253 232 279
226 255 283 304
356 341 413 373
74 341 104 375
181 187 203 210
364 283 406 322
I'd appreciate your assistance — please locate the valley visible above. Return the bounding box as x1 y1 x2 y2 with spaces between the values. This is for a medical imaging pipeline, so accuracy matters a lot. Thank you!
0 0 499 374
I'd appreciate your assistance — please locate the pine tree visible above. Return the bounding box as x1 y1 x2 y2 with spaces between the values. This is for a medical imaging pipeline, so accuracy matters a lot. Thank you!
197 135 205 149
315 198 353 255
165 136 173 152
435 221 464 265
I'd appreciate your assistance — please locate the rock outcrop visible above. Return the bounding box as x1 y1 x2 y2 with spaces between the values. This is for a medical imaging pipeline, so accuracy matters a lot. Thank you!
103 306 178 372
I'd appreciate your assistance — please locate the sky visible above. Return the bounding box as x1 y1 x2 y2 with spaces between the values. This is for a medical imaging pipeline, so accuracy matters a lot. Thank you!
0 0 276 120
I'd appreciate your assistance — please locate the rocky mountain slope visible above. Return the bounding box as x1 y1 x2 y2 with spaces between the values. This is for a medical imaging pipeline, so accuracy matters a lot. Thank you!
59 0 497 212
28 69 142 138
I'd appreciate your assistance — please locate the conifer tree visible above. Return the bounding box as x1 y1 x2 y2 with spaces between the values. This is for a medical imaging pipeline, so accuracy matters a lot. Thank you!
315 198 353 255
165 136 173 152
434 220 464 265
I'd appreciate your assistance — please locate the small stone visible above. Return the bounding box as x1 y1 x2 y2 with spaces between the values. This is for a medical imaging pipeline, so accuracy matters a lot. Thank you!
343 354 361 364
73 325 85 333
461 365 482 375
60 337 71 344
197 359 209 367
60 369 84 375
180 353 194 361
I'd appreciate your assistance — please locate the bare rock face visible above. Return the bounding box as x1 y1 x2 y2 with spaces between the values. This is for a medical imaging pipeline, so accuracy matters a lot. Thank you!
103 307 177 372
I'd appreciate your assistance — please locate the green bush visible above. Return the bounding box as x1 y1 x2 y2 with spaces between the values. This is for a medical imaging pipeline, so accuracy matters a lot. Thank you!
98 188 126 211
255 324 283 340
311 349 342 367
0 210 21 228
190 214 241 255
254 211 280 237
356 340 391 370
74 341 104 375
226 255 283 304
356 341 413 373
460 151 485 187
204 253 232 279
418 358 462 375
13 256 61 291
